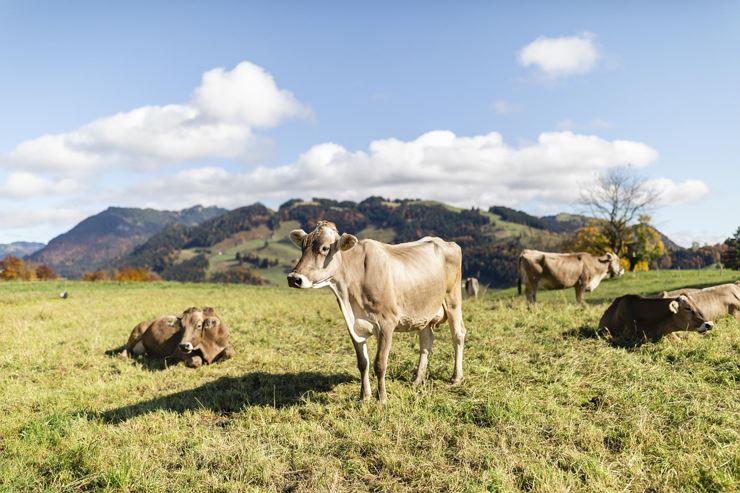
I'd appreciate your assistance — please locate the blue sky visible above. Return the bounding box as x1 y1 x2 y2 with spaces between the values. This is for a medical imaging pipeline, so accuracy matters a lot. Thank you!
1 0 738 246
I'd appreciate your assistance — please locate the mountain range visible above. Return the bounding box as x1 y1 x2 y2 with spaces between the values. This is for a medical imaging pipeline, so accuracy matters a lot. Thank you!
17 198 686 286
28 205 227 278
0 241 46 260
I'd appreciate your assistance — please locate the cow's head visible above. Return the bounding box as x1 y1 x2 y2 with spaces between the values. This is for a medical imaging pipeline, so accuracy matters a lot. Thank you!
668 295 714 334
287 220 358 289
178 306 205 354
600 252 625 277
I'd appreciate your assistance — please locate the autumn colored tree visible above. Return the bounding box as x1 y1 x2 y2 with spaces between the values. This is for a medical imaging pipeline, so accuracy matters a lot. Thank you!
35 264 58 280
113 266 160 282
561 220 610 255
0 255 36 280
625 215 665 271
82 270 110 281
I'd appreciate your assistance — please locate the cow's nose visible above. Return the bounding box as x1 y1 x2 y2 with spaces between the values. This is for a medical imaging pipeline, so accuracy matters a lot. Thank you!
179 342 193 352
287 273 302 288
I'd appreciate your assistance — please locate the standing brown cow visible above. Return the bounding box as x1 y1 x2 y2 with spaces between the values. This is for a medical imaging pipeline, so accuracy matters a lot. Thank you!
287 221 466 402
122 307 235 367
518 249 624 304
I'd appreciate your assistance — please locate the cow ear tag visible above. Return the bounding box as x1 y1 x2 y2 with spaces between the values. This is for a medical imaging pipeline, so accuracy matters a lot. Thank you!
669 300 679 314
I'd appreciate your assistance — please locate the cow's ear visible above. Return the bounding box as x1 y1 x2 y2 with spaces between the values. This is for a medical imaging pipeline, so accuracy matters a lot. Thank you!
669 300 680 314
289 229 307 248
339 233 358 251
202 306 215 316
599 253 612 263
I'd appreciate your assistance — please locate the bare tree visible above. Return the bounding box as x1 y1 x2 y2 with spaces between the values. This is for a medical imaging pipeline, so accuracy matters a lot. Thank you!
580 166 661 254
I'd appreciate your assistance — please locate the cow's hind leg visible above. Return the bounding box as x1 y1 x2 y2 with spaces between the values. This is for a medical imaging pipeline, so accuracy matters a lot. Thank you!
124 321 149 357
445 296 467 385
413 326 435 387
374 326 394 403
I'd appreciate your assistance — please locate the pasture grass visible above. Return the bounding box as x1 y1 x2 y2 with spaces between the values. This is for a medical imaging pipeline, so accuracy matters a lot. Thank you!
0 270 738 492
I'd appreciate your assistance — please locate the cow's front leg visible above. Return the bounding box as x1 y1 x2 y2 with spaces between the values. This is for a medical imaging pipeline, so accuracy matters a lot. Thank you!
374 327 394 403
352 339 372 400
413 326 434 387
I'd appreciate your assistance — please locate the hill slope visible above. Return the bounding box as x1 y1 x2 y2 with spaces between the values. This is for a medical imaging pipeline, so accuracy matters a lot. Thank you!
30 205 227 278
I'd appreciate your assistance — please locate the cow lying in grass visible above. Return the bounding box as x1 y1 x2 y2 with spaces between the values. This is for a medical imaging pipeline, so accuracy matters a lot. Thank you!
599 294 714 342
658 282 740 321
121 307 235 367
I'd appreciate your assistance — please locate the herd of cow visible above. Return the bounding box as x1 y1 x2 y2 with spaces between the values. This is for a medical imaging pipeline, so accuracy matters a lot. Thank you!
118 221 739 402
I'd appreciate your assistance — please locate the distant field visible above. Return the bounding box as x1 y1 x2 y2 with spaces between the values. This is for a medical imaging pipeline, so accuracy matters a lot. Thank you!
1 270 738 492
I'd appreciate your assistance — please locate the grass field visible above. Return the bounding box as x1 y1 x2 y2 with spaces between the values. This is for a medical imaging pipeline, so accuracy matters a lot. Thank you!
1 270 739 492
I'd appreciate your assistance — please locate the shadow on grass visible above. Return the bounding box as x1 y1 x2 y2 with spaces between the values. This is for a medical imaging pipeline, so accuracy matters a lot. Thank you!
95 371 353 423
561 325 600 340
104 345 202 372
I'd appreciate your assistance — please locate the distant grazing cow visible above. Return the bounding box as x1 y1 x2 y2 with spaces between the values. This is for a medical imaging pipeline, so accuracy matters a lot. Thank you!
518 250 624 304
122 307 234 367
287 220 466 402
599 294 713 341
465 277 480 299
658 283 740 321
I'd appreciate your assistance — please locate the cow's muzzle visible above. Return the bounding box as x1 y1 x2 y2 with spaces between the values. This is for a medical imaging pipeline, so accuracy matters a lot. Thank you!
287 273 307 288
179 342 194 353
697 321 714 334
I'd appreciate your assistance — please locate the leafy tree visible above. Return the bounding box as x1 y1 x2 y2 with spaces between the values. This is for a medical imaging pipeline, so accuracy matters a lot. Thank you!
721 227 740 269
625 215 665 271
561 220 610 255
113 267 160 282
0 255 36 280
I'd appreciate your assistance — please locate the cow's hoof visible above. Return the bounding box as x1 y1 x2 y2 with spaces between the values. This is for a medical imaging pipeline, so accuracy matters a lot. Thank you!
450 377 463 386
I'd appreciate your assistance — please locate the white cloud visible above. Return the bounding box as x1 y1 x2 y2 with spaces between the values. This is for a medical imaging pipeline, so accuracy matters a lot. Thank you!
0 206 86 231
665 230 728 249
126 130 692 212
648 178 710 205
2 172 79 198
2 61 310 174
519 33 600 77
493 99 520 115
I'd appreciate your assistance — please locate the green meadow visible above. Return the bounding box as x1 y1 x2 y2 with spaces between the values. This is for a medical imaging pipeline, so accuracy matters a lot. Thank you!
1 269 738 492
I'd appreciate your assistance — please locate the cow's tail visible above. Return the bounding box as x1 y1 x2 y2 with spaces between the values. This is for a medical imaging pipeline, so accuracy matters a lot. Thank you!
517 255 523 295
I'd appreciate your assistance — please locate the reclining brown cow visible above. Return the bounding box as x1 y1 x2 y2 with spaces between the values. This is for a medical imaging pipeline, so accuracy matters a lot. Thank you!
518 249 624 304
121 306 235 367
599 294 713 342
658 282 740 321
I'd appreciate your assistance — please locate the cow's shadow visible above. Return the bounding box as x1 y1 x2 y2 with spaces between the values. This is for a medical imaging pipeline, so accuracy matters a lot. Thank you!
104 345 188 372
96 371 353 423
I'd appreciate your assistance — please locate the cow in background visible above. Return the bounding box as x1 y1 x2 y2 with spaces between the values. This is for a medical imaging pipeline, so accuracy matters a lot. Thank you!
518 250 624 304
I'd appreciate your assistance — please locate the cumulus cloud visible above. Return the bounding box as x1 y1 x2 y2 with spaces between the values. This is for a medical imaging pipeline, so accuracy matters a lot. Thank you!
2 61 310 174
519 33 600 77
2 172 79 198
125 130 689 212
648 178 710 205
0 206 86 231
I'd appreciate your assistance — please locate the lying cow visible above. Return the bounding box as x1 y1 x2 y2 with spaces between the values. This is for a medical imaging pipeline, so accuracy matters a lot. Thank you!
465 277 480 299
658 283 740 321
599 294 713 342
518 249 624 304
122 306 235 367
288 220 466 402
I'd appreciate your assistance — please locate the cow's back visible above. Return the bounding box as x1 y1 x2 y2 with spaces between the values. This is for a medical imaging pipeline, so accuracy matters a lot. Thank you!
358 237 460 321
691 284 740 320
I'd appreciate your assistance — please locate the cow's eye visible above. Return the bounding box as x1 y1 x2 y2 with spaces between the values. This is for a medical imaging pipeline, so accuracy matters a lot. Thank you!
321 245 330 254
